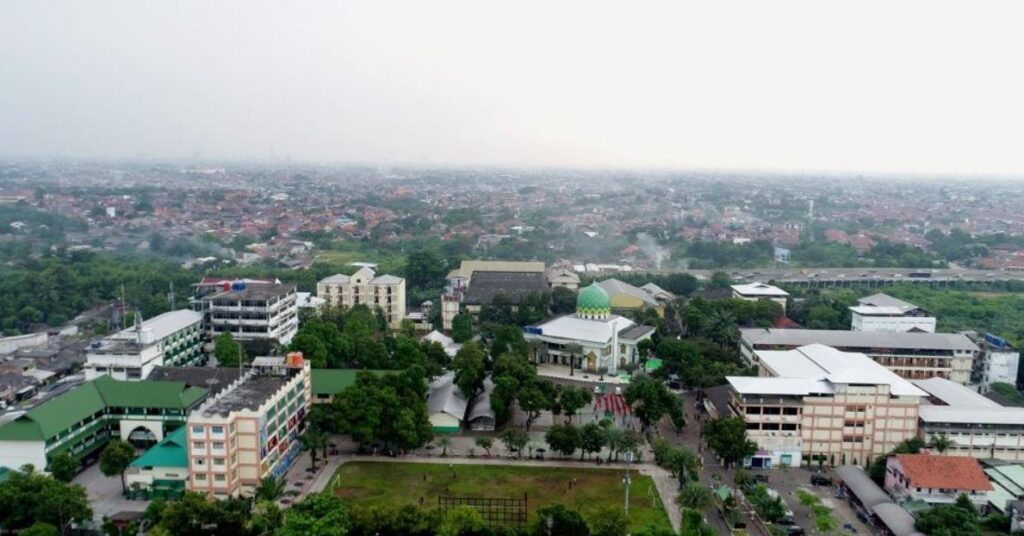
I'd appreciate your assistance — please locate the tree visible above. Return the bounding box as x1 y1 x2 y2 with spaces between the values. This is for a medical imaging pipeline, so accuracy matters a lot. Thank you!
702 417 757 469
588 508 629 536
299 427 329 470
47 452 78 483
21 522 59 536
438 506 486 536
255 476 287 502
500 429 530 458
332 369 433 450
290 332 329 368
213 332 245 367
545 424 581 458
679 507 716 536
452 313 473 343
916 496 981 536
636 339 655 364
475 437 493 457
280 492 352 536
558 386 593 424
451 342 487 398
708 271 732 289
489 324 528 359
532 504 590 536
0 467 92 534
930 434 954 454
624 375 682 433
664 447 700 489
551 287 578 315
436 436 453 457
406 251 448 294
518 379 557 431
579 422 606 461
676 482 714 511
100 439 135 494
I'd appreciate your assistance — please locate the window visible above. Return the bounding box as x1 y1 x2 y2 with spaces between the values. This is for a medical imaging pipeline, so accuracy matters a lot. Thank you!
192 441 206 450
195 459 206 466
215 474 226 482
211 426 225 434
214 458 225 466
192 426 204 435
212 442 224 450
196 474 207 481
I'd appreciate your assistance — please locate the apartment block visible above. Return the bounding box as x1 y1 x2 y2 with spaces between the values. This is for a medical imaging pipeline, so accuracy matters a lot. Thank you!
726 344 925 469
199 281 298 346
186 354 311 498
85 310 204 381
317 266 406 329
741 328 979 384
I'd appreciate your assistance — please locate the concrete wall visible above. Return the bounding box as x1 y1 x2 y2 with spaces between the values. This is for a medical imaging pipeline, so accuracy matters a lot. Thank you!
0 439 47 471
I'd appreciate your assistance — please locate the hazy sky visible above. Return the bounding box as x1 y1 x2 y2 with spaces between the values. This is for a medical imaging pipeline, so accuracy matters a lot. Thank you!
2 1 1023 175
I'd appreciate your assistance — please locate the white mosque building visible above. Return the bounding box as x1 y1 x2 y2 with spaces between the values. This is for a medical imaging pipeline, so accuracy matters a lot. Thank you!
524 283 655 375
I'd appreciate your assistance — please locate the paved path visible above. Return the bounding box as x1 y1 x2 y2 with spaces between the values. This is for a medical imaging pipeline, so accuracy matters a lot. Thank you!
298 453 683 532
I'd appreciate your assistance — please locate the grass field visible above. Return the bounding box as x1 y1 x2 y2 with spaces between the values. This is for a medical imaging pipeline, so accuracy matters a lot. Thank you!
331 462 672 531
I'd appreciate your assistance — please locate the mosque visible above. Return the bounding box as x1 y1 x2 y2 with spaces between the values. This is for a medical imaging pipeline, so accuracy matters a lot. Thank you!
523 283 655 375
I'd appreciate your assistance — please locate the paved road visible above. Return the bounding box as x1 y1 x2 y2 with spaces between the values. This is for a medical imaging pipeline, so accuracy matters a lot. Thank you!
73 463 148 524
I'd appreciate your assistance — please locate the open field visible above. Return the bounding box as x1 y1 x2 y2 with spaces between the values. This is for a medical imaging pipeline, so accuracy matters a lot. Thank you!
331 461 672 531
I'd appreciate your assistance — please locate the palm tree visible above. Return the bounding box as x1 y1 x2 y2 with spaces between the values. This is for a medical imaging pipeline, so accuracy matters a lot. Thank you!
930 434 954 454
676 482 715 512
565 343 583 376
437 436 452 457
254 476 287 502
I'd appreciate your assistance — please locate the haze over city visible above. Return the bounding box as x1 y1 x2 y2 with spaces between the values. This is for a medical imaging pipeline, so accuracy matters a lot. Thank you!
3 0 1024 176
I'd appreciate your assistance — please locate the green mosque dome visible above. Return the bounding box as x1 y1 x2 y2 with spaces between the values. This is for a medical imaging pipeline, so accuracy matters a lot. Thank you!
576 283 611 319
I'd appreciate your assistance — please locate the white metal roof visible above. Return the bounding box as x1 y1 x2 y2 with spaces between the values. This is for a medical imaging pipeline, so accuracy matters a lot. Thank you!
109 309 202 342
857 293 919 313
731 282 789 297
919 406 1024 425
527 315 635 344
913 377 1000 408
427 372 468 420
849 305 908 316
753 344 926 397
727 376 832 396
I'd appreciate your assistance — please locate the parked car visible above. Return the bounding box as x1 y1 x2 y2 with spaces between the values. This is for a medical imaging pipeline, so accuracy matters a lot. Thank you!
753 474 769 483
810 474 832 486
786 526 806 536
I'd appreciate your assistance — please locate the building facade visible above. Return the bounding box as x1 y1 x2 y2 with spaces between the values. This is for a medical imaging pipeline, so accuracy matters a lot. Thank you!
914 377 1024 461
970 333 1021 390
186 354 311 498
884 453 992 510
741 328 979 384
850 293 936 333
317 267 406 329
727 344 925 469
85 310 204 381
199 281 298 346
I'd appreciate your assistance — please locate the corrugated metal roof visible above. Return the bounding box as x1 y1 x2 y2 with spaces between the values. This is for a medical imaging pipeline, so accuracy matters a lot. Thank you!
741 328 979 352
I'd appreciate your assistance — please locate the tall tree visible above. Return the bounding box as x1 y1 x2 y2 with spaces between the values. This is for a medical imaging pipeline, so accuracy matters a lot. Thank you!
100 439 135 494
279 492 352 536
451 313 473 343
46 453 78 483
624 375 683 433
676 482 714 511
532 504 590 536
558 386 594 424
579 422 606 461
499 429 530 458
213 332 245 367
702 417 757 469
545 424 581 458
451 342 487 398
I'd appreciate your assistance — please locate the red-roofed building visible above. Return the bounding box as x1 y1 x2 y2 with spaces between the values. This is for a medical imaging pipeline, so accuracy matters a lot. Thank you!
885 453 992 510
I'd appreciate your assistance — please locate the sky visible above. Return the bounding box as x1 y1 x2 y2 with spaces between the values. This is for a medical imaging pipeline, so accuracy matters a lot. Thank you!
2 1 1023 176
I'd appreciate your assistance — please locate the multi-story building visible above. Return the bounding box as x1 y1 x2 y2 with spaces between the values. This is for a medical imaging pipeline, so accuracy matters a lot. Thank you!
185 353 311 498
740 328 980 384
850 293 936 333
0 375 209 471
316 266 406 329
441 260 547 330
726 343 925 469
731 282 789 312
914 377 1024 461
199 281 298 346
85 310 204 381
967 332 1021 390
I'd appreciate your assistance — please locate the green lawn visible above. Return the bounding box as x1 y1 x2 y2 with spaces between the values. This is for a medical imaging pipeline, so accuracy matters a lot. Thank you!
331 462 672 531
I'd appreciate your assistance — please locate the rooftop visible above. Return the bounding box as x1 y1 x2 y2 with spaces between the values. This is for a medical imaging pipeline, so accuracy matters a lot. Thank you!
741 328 979 352
462 271 549 305
596 279 660 307
147 366 244 396
731 282 789 297
130 426 188 469
204 283 296 302
200 374 290 416
857 293 921 313
913 377 1000 408
527 314 636 344
452 260 545 280
893 454 992 491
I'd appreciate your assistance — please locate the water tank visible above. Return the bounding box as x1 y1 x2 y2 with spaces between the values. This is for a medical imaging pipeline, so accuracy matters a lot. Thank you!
231 280 247 292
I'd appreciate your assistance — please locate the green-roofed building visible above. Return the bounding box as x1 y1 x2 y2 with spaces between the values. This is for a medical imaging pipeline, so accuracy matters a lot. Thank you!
0 375 209 473
126 427 189 499
310 369 391 404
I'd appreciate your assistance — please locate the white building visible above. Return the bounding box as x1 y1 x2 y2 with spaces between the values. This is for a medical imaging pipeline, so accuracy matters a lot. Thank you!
186 354 311 498
741 328 980 384
727 344 926 469
914 377 1024 461
850 293 936 333
731 282 789 312
524 283 654 375
885 453 992 510
969 333 1020 390
200 282 298 346
85 310 204 381
317 267 406 329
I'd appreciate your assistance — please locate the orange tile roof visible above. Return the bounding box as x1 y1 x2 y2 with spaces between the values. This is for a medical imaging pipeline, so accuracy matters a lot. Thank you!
894 454 992 491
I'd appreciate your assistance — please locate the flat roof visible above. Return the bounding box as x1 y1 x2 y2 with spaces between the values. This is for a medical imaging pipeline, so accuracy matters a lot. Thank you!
200 374 289 416
857 293 920 313
918 406 1024 425
741 328 979 352
204 283 295 302
849 305 909 316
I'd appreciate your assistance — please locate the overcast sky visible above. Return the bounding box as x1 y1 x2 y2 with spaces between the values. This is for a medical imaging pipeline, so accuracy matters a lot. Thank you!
2 1 1023 176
